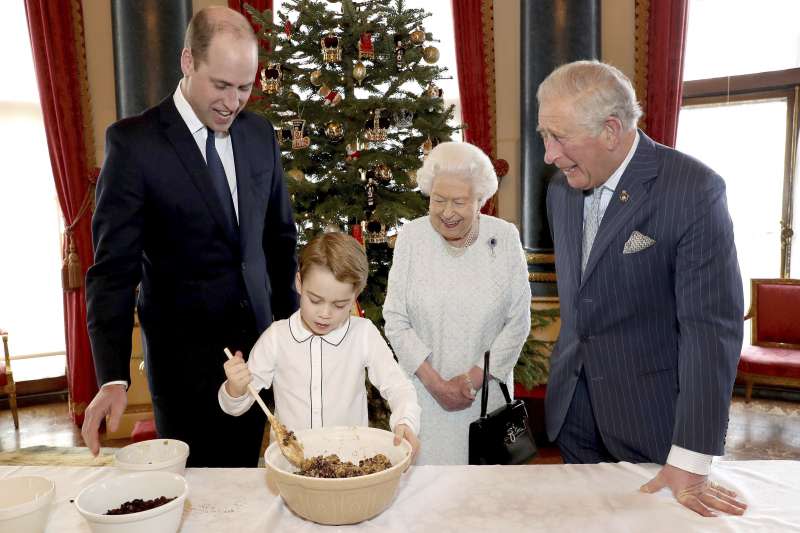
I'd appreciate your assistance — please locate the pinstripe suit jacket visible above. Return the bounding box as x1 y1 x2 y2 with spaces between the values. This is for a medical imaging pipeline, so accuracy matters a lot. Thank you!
545 131 743 462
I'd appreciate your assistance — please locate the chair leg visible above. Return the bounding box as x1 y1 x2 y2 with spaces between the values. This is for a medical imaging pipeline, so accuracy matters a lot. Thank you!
9 391 19 429
745 381 753 403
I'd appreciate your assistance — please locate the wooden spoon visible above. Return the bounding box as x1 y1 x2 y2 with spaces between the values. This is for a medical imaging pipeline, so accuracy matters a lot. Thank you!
223 348 305 467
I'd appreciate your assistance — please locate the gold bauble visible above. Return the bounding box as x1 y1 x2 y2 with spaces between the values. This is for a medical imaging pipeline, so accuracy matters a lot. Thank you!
410 28 426 45
422 46 440 64
387 234 398 248
407 169 417 187
309 70 323 86
286 168 305 182
324 121 344 141
352 61 367 84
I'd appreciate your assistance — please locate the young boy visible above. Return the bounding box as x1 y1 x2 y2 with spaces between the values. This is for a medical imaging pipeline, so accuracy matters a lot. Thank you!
219 232 421 458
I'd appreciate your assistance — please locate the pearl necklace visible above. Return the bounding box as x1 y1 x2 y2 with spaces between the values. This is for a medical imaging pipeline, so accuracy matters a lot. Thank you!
443 216 480 257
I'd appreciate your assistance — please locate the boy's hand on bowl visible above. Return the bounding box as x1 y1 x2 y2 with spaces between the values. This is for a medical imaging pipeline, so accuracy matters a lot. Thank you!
223 351 251 398
393 423 420 464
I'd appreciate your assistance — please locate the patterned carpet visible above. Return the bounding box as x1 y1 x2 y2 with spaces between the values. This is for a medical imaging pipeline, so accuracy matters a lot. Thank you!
724 397 800 460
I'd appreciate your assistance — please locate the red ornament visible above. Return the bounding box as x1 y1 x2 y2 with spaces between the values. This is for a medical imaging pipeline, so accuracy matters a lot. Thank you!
358 32 374 60
284 19 292 38
493 158 510 178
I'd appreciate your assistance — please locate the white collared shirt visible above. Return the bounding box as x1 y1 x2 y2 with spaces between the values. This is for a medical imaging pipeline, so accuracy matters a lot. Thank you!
583 130 640 224
173 83 239 222
218 311 421 435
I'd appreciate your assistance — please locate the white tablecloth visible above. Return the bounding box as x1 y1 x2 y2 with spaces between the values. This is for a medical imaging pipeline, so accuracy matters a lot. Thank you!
2 461 799 532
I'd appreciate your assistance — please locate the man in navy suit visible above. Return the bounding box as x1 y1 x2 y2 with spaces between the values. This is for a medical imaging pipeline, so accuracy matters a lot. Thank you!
539 60 747 516
82 7 298 467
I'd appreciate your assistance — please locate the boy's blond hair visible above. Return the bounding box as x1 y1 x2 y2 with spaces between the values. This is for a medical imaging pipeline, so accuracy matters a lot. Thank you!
299 232 368 294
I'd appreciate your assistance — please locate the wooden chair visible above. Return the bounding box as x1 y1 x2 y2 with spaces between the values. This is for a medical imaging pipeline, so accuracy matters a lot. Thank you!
1 329 20 429
738 279 800 402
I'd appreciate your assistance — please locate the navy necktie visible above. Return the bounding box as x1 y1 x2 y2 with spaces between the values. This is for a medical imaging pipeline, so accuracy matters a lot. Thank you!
205 127 238 233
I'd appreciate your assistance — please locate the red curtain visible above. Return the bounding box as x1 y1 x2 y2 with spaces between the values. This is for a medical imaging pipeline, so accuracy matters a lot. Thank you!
451 0 506 215
25 0 97 425
637 0 688 147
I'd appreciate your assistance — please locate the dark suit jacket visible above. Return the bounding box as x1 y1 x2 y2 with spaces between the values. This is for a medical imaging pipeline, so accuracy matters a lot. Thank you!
545 131 743 462
86 96 298 453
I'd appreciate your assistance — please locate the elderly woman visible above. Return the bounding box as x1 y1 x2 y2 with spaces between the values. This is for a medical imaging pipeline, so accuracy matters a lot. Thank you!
383 142 531 465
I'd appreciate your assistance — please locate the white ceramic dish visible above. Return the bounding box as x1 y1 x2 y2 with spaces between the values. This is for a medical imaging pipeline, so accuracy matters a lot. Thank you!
264 425 412 525
74 471 188 533
114 439 189 474
0 475 55 533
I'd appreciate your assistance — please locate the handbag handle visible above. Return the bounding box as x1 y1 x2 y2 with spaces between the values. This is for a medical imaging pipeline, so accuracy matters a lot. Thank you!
479 350 513 419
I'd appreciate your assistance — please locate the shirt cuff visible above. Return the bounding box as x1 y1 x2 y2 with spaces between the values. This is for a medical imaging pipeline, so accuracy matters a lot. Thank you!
101 380 128 391
217 381 253 416
666 445 713 475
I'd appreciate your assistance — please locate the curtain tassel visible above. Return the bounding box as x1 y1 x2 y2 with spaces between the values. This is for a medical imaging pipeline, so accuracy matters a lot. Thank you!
62 233 83 291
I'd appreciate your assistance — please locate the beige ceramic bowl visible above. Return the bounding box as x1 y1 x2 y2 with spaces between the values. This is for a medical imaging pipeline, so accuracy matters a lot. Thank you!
74 471 188 533
0 475 55 533
114 439 189 475
264 426 412 525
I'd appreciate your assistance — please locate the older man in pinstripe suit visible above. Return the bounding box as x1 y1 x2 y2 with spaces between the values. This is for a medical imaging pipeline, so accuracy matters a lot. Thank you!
538 61 747 516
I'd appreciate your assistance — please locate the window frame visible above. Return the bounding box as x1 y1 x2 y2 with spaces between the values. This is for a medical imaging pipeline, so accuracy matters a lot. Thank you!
682 68 800 277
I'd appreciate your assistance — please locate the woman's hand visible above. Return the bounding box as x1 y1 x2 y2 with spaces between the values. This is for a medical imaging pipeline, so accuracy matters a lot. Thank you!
431 377 475 411
223 350 251 398
416 360 475 411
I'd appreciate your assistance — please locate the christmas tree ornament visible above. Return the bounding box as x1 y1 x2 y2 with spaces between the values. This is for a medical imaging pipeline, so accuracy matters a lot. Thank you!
290 118 311 150
363 108 390 142
286 168 305 182
422 136 434 156
407 168 418 187
372 163 393 183
320 33 342 63
276 123 293 147
393 109 414 128
363 219 388 244
309 69 323 86
352 60 368 85
286 91 301 105
318 85 343 106
260 63 282 94
410 27 426 45
394 35 406 69
365 178 377 212
284 19 293 38
347 140 363 161
358 32 374 60
422 45 440 64
424 82 443 98
387 233 398 248
324 121 344 142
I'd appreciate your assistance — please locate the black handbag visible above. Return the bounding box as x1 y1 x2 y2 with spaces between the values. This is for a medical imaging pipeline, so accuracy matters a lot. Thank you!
468 351 537 465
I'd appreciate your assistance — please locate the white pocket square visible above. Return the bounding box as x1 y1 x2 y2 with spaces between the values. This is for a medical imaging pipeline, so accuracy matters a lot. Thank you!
623 231 656 254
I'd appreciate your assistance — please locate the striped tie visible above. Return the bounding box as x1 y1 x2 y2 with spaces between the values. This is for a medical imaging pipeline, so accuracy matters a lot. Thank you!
581 187 604 277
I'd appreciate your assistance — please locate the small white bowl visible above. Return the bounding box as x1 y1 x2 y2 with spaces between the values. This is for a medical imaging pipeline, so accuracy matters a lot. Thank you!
114 439 189 474
0 475 55 533
75 471 188 533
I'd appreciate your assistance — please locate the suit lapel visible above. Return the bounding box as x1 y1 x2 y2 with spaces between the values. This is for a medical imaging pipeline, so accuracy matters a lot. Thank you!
566 185 585 291
580 131 659 286
230 121 252 257
159 97 240 247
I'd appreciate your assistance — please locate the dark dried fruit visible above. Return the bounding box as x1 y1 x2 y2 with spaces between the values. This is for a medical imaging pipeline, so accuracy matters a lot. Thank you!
106 496 176 515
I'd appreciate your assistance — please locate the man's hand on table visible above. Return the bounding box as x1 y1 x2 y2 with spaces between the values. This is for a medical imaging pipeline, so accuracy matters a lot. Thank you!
640 464 747 517
81 384 128 456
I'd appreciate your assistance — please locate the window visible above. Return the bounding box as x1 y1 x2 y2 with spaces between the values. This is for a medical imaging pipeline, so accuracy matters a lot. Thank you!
676 0 800 314
0 2 67 380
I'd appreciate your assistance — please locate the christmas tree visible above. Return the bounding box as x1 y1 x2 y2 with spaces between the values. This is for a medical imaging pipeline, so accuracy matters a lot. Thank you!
246 0 459 326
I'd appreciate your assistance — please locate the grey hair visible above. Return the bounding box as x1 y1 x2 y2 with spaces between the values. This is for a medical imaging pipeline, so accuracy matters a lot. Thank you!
536 60 642 134
416 142 498 207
